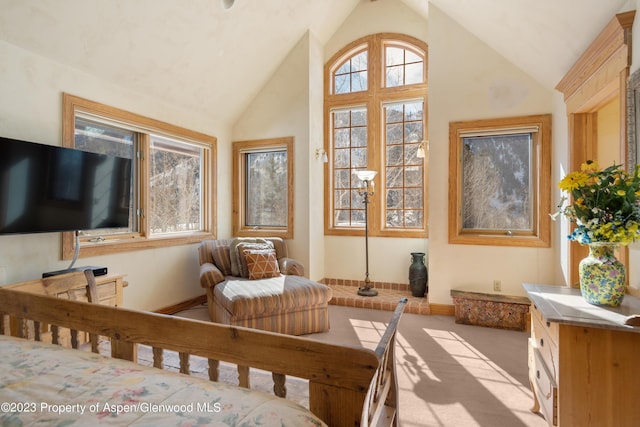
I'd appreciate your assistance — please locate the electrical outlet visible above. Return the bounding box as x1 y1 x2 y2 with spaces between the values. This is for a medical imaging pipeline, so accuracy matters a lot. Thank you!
493 280 501 292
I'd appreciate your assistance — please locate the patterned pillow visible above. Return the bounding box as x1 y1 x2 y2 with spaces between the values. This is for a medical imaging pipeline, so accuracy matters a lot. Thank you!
243 249 281 280
237 242 275 278
229 238 273 276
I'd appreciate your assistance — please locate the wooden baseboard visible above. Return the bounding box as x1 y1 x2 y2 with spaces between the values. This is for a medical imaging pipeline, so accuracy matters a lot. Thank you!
154 294 207 315
429 303 455 316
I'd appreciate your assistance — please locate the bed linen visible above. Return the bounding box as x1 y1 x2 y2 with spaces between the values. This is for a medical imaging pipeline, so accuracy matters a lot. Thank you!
0 335 325 426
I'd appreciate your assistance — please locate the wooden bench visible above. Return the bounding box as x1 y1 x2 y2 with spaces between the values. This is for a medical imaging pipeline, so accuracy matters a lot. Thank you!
450 289 531 331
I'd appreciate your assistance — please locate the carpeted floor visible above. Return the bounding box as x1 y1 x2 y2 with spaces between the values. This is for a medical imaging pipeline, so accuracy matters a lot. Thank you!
174 304 547 427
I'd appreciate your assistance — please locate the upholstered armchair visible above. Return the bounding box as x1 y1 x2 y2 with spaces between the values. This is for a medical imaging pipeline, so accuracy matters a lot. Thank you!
197 237 332 335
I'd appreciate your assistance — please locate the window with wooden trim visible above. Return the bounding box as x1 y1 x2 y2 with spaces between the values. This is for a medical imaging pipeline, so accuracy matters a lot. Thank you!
232 137 294 239
62 94 216 259
324 33 428 238
448 114 551 247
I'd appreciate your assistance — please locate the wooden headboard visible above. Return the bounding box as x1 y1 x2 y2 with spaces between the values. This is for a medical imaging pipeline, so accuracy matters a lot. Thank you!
0 272 405 426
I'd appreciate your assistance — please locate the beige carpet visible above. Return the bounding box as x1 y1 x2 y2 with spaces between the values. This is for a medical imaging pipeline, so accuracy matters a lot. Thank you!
174 304 547 427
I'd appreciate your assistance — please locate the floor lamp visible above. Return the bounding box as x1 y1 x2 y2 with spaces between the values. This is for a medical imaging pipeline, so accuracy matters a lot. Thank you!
356 170 378 297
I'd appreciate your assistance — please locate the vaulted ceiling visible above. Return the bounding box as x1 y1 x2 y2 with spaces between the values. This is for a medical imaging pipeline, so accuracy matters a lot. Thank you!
0 0 632 123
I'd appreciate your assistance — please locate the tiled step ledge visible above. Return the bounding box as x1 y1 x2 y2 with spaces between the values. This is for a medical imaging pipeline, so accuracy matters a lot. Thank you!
320 278 430 315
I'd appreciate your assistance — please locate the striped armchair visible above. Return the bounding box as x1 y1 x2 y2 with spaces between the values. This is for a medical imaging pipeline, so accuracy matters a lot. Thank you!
198 238 332 335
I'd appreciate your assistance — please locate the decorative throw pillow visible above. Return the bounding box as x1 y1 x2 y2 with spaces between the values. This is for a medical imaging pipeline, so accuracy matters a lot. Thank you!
229 238 272 276
237 242 275 278
243 249 281 280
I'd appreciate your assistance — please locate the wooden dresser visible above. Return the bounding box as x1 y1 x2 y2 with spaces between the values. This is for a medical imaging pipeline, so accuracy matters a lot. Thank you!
524 283 640 427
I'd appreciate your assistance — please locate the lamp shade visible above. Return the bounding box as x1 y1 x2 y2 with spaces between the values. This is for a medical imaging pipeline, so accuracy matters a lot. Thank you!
356 170 377 181
221 0 235 9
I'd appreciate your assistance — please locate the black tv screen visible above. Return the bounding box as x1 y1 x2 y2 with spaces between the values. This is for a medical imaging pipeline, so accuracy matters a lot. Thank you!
0 136 132 235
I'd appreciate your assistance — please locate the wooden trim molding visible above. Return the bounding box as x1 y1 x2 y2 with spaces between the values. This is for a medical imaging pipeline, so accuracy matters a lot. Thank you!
556 12 634 287
154 294 207 315
556 11 634 110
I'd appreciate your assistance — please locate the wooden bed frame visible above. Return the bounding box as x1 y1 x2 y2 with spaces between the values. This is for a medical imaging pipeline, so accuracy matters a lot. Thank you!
0 271 406 426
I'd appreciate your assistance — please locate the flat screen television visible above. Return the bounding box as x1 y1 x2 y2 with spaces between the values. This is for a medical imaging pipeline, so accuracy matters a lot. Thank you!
0 136 132 235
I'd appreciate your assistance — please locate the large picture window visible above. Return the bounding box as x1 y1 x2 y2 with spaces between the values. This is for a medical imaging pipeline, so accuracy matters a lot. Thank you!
62 94 216 259
448 114 551 247
325 34 428 238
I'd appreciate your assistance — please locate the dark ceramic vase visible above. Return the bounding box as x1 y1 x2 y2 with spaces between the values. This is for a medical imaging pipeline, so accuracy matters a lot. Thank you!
409 252 428 297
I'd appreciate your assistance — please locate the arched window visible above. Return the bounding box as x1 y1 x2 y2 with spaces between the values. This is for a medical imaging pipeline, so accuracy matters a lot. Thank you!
324 34 428 237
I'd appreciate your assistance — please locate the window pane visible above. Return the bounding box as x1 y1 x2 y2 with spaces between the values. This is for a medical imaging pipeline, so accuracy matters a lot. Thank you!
461 134 533 231
386 47 404 66
352 109 367 126
336 61 351 75
351 209 365 226
335 74 350 94
334 111 351 127
386 124 403 145
352 71 367 92
386 105 403 123
386 65 403 87
404 188 423 209
386 210 402 227
332 50 368 94
406 50 421 63
335 209 350 226
244 150 288 228
351 127 367 147
149 135 202 234
351 147 368 168
383 101 425 229
331 107 369 228
386 145 403 166
334 169 351 188
334 148 350 168
384 46 424 87
405 165 423 186
352 51 368 71
386 167 403 187
74 117 136 236
334 128 351 148
335 190 350 209
404 210 423 228
405 62 423 85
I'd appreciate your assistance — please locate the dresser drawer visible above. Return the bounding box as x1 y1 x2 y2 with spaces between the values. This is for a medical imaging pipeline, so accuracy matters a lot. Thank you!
529 338 557 426
531 315 558 377
531 304 559 346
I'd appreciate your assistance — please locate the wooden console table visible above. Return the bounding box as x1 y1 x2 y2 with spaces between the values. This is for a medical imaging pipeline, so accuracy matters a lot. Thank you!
5 273 127 346
524 283 640 427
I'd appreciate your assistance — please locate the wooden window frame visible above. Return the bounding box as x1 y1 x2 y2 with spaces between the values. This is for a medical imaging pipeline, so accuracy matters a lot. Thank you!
324 33 428 238
61 93 216 260
232 137 294 239
448 114 551 247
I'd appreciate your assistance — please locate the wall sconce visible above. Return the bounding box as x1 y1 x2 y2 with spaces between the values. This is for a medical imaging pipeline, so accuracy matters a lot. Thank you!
221 0 235 9
417 141 427 159
315 148 328 163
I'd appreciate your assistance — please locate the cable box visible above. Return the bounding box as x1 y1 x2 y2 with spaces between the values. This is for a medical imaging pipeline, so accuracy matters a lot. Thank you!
42 266 108 278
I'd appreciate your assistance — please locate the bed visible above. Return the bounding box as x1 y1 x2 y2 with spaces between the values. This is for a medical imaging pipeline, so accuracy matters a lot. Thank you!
0 271 405 426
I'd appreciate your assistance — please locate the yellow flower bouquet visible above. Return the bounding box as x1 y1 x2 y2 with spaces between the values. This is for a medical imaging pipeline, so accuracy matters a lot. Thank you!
555 160 640 245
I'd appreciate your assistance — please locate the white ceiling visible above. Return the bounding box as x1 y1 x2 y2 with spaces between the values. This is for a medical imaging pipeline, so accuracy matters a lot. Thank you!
0 0 633 124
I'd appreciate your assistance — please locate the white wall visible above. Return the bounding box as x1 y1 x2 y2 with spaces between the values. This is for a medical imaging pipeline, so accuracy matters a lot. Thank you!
231 33 317 276
319 1 559 305
0 40 230 311
322 0 430 288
